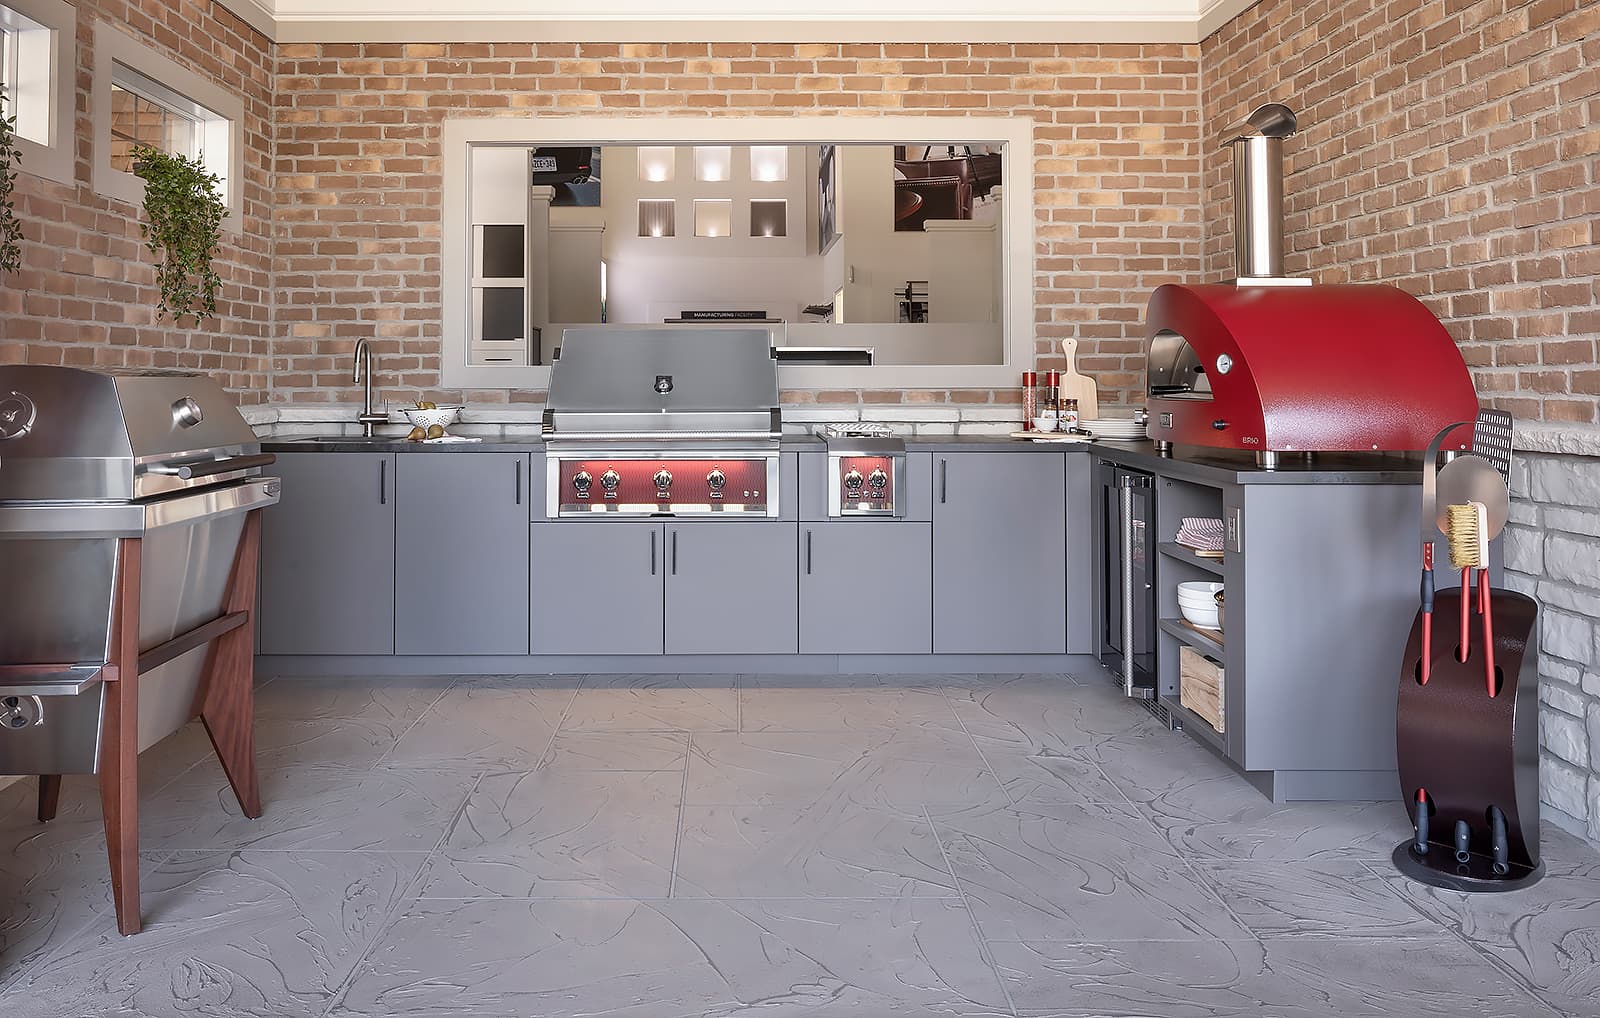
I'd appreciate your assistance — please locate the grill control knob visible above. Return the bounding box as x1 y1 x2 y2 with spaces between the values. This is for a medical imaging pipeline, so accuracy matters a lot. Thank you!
707 468 726 491
600 469 620 492
843 469 864 492
868 468 888 491
573 470 593 493
654 468 673 492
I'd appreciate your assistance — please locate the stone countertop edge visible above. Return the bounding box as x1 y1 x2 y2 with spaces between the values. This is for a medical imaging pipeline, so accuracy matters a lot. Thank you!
260 434 1429 485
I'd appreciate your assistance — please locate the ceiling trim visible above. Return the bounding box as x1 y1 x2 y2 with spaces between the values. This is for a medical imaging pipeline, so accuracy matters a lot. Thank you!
234 1 1265 45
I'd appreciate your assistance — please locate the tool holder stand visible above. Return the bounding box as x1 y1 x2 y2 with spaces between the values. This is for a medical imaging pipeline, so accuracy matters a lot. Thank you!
1395 586 1543 891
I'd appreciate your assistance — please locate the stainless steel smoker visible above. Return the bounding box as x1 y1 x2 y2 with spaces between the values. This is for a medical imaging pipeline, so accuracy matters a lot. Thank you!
0 365 279 935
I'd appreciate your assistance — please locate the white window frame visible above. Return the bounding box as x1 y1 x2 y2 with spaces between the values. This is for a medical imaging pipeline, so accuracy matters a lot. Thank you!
0 0 73 185
91 22 244 231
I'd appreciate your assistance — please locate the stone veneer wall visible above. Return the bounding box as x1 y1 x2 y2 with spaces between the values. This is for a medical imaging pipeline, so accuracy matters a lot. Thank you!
1507 431 1600 842
0 0 277 402
270 42 1203 409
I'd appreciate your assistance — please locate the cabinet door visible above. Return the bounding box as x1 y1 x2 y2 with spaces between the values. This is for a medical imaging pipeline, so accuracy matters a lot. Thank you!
800 523 932 653
531 523 664 654
933 453 1067 654
259 453 396 655
665 523 798 654
395 453 531 655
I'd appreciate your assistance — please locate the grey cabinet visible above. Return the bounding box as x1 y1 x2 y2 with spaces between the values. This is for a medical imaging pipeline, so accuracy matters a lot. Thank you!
800 523 932 653
665 523 798 654
395 453 531 655
530 522 664 654
260 452 396 655
932 453 1067 654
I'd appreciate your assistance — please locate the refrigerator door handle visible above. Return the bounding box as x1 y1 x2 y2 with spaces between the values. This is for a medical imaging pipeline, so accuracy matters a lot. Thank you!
1116 472 1152 699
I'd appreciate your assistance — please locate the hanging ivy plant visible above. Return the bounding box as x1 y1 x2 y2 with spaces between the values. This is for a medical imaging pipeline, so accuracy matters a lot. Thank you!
131 144 227 323
0 94 23 277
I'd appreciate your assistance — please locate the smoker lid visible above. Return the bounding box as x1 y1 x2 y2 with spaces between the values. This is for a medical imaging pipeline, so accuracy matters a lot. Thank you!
0 365 261 503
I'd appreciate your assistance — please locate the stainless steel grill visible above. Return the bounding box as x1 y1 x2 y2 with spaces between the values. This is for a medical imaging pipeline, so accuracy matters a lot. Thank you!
541 327 782 518
0 365 279 935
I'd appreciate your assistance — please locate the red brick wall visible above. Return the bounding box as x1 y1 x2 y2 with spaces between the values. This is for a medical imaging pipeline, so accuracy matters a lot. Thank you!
0 0 274 403
271 42 1202 408
1201 0 1599 423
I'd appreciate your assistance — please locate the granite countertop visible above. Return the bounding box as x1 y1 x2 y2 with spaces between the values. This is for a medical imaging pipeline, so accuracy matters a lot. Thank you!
263 431 1426 485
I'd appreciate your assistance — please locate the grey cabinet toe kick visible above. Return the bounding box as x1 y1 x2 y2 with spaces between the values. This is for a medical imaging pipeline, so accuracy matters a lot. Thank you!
256 653 1105 677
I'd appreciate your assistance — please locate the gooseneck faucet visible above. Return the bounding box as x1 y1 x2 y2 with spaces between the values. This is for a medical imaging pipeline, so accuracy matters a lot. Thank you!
353 338 387 438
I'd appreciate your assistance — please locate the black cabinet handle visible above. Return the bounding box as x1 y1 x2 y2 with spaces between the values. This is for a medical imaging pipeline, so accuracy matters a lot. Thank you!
650 530 657 575
379 460 386 505
939 459 948 503
806 530 812 575
671 530 678 575
514 459 522 505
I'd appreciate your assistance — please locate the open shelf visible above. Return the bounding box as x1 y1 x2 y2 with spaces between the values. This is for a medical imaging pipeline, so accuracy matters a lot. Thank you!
1159 617 1224 658
1158 542 1225 576
1160 694 1227 751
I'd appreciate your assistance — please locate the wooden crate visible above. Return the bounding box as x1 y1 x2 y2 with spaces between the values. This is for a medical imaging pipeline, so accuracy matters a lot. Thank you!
1180 646 1225 734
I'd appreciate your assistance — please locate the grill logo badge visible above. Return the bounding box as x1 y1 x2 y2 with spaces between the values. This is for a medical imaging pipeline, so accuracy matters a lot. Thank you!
654 375 673 395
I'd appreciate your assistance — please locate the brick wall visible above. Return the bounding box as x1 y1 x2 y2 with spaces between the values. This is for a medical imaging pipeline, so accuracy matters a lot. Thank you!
1200 0 1599 425
0 0 274 402
271 42 1202 408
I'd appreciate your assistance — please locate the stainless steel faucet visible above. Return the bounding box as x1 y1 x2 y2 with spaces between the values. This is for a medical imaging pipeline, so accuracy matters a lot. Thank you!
352 338 387 438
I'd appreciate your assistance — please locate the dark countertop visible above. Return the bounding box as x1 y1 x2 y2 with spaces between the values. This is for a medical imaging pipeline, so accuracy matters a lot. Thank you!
264 433 1426 485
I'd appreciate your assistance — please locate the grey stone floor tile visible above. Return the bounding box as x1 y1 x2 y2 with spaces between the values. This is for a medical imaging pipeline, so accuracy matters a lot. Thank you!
1369 826 1600 1017
380 681 572 770
139 765 477 852
1 850 425 1018
1188 859 1444 939
561 673 737 732
990 935 1557 1017
538 730 689 772
929 800 1253 943
1092 731 1412 861
253 675 455 723
946 675 1164 754
419 769 681 899
253 716 406 771
673 802 959 898
739 673 966 733
978 743 1133 808
333 896 1009 1017
685 729 1004 813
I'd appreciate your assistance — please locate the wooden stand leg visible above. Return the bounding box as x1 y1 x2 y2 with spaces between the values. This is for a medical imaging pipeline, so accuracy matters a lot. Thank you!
101 538 141 936
38 775 61 822
195 511 262 818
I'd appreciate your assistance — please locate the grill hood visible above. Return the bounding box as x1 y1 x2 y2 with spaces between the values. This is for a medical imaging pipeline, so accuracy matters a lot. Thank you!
0 366 263 503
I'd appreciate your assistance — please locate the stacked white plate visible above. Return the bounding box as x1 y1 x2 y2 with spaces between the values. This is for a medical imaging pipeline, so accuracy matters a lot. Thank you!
1081 415 1148 441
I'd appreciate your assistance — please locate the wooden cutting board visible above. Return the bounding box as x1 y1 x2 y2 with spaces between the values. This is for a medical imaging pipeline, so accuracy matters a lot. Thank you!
1059 338 1100 420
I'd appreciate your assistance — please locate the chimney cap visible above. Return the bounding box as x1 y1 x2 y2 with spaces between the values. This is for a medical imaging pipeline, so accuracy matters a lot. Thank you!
1229 103 1297 142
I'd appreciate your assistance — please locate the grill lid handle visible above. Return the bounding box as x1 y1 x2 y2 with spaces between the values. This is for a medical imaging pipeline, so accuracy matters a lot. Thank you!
150 452 277 480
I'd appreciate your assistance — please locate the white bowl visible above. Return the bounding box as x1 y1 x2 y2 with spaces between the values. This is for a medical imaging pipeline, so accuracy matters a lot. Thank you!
1180 603 1221 630
1032 415 1059 433
1178 581 1224 601
398 405 463 431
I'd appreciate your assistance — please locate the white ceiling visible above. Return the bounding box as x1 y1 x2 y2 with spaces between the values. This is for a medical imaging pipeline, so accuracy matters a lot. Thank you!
234 0 1258 44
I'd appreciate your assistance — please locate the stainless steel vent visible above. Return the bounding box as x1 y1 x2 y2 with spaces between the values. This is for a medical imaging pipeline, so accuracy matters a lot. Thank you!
1228 103 1304 285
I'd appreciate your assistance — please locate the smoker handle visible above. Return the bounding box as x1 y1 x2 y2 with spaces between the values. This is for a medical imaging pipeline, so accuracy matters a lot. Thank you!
156 452 277 480
1118 475 1147 699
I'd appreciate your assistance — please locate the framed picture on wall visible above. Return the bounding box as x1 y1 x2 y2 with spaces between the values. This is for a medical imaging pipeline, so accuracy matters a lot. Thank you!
817 144 838 255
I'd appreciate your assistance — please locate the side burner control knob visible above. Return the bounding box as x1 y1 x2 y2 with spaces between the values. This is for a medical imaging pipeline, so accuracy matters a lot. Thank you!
707 468 726 491
600 469 620 492
843 469 864 492
573 470 593 493
868 468 888 491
